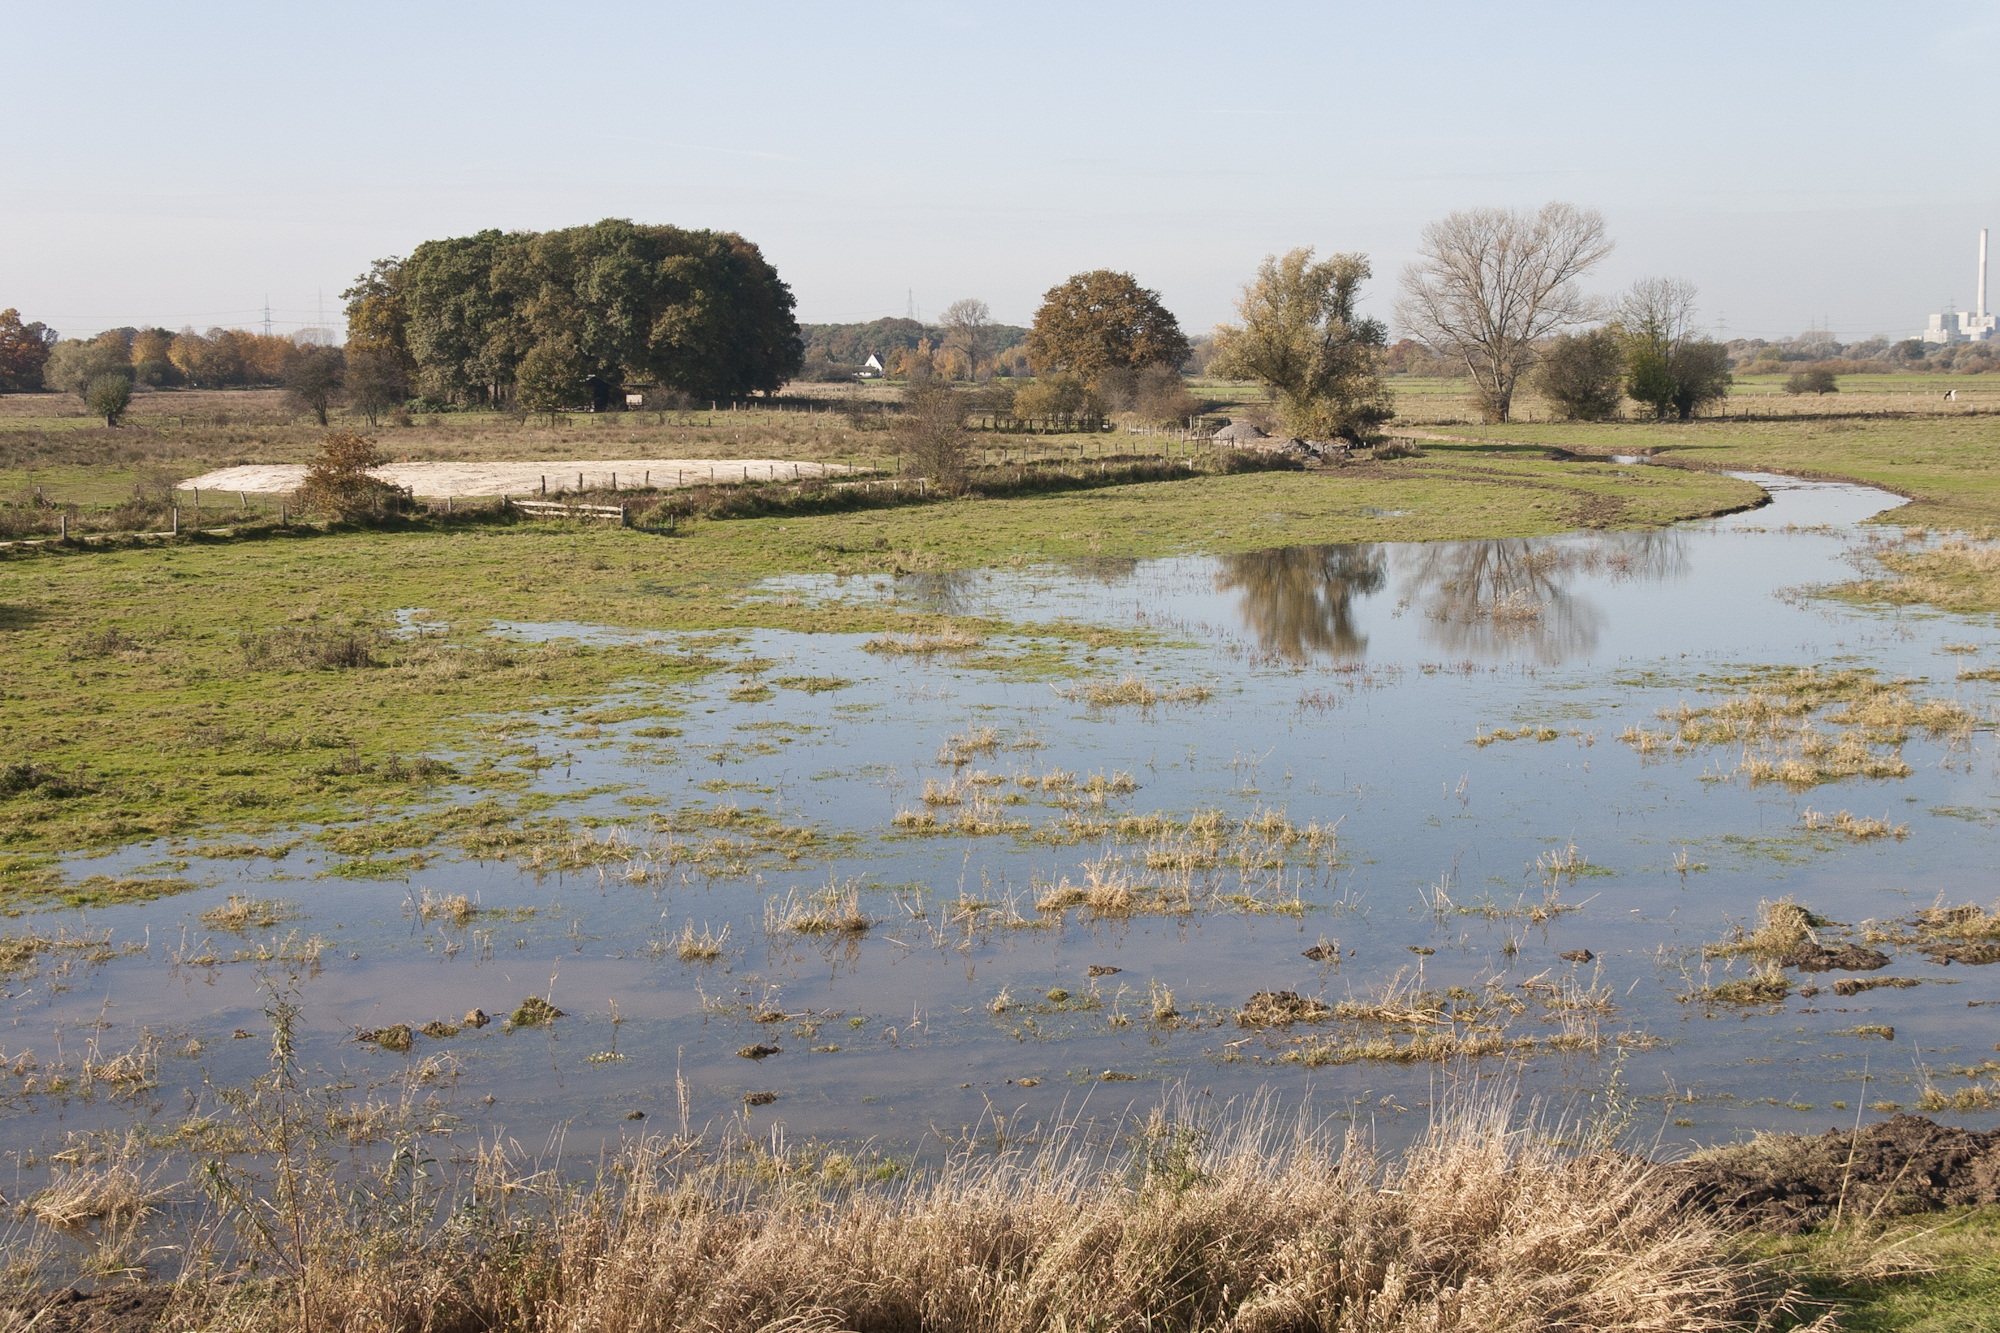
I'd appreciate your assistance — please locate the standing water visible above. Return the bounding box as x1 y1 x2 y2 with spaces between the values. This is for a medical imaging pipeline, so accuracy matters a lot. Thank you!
22 474 2000 1169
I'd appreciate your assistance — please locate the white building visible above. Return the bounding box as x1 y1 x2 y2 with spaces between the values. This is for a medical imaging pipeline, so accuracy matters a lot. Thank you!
1924 229 1996 344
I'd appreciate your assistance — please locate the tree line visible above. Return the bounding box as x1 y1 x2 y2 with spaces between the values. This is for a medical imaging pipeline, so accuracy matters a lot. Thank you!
4 203 1769 434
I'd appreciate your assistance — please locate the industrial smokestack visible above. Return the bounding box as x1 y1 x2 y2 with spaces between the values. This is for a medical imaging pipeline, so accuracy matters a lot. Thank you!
1982 229 1990 320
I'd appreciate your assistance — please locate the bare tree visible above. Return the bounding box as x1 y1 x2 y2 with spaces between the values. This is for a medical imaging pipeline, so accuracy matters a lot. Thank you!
1395 202 1613 422
940 298 992 382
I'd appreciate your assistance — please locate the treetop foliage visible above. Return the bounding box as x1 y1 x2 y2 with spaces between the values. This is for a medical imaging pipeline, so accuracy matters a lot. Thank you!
0 309 57 393
353 219 804 406
1026 270 1190 380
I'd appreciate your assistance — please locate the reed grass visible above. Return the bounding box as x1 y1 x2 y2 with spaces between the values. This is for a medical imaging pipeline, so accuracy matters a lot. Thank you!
57 1084 1779 1333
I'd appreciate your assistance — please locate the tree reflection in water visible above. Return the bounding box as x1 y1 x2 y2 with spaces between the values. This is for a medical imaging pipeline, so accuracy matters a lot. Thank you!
1215 544 1388 660
1219 531 1688 664
1397 529 1690 663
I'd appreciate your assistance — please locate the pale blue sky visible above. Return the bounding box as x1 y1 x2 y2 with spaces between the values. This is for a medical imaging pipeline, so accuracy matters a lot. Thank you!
6 0 1996 345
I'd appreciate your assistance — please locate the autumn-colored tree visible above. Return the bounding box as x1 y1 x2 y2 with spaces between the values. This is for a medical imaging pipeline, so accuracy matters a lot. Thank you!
1025 271 1189 381
238 332 300 385
342 257 415 375
295 432 397 519
0 309 57 393
130 328 179 386
169 329 244 387
1210 248 1392 441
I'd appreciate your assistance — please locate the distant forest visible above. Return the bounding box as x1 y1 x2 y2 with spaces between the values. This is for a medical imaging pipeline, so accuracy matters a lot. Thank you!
800 318 1029 368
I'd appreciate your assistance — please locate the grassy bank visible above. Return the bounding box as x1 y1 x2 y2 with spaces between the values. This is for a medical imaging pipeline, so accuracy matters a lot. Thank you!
1442 414 2000 531
9 1068 1995 1332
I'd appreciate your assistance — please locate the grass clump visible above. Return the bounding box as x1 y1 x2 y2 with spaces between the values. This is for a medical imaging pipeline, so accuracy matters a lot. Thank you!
1799 808 1910 841
765 882 871 937
1698 965 1793 1006
509 996 565 1027
863 629 983 655
1057 674 1211 709
199 895 299 932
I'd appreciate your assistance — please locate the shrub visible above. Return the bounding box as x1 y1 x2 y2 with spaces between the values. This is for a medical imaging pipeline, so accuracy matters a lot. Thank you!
293 432 400 520
84 373 130 427
892 383 971 488
1533 328 1624 420
1784 367 1838 395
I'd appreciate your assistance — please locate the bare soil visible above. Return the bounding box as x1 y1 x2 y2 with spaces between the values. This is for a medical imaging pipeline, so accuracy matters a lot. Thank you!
1671 1113 2000 1231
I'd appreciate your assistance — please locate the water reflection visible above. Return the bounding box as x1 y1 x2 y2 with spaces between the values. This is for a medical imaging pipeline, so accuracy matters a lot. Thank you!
1224 531 1689 664
1215 544 1388 660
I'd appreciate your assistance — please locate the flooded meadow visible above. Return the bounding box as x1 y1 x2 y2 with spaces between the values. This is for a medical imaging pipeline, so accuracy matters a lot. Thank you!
16 472 2000 1188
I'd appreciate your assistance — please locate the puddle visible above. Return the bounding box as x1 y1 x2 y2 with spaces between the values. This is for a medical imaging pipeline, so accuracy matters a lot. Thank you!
16 472 2000 1171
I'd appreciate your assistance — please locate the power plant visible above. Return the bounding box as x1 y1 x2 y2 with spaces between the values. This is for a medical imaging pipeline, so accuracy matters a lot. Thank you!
1924 229 1996 344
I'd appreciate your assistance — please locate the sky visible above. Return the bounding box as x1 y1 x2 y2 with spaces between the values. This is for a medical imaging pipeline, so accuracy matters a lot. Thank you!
5 0 1996 346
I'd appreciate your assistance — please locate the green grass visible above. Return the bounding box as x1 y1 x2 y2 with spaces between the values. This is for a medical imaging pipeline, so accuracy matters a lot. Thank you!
0 456 1753 897
1761 1207 2000 1331
1450 415 2000 531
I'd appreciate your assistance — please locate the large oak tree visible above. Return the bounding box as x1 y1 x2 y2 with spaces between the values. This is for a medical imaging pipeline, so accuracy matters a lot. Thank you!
1026 270 1189 381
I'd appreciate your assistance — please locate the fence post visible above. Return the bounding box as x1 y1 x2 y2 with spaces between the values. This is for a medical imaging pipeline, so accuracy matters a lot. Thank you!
620 503 629 528
171 507 179 535
541 475 547 495
59 513 67 541
280 503 287 525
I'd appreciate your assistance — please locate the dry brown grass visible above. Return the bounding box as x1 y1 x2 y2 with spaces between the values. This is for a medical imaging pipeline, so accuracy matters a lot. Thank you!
1799 807 1910 841
1058 674 1211 709
134 1089 1773 1333
1706 897 1828 960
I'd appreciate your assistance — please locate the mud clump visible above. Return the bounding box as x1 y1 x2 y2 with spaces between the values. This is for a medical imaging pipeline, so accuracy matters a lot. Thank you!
1832 976 1920 997
1779 944 1889 973
1238 991 1332 1027
358 1024 413 1052
1921 942 2000 966
1671 1113 2000 1232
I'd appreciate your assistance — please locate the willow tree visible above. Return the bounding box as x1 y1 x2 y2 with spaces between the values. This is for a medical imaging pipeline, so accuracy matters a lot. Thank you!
1210 248 1392 441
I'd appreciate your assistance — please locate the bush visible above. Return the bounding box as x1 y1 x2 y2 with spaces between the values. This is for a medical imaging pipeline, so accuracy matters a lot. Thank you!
84 374 130 426
294 432 401 520
1532 329 1624 420
893 384 970 488
1784 368 1838 395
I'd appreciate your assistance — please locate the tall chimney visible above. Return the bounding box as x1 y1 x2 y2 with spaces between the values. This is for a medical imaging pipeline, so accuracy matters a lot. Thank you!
1981 228 1990 320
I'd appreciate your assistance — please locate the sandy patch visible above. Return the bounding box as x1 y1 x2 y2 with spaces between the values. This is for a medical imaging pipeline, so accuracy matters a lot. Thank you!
177 458 852 498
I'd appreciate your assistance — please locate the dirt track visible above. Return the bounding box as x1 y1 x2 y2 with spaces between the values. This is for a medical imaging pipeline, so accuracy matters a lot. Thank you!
177 458 853 498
